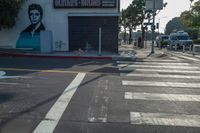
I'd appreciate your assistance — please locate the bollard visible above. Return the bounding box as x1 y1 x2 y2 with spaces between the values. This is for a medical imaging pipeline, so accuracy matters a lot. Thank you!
183 45 185 53
175 44 177 51
189 45 192 53
193 45 196 55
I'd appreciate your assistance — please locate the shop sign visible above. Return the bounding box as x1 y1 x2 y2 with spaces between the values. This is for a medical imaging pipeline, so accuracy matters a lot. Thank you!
54 0 116 8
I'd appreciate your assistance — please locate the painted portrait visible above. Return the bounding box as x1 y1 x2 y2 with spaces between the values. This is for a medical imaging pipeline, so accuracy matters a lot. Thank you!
16 3 45 51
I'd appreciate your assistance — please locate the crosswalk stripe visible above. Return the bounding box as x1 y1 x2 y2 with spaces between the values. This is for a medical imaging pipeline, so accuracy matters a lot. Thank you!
130 112 200 127
118 64 198 69
120 73 200 79
170 56 184 61
176 55 200 61
117 60 179 63
125 92 200 102
122 80 200 88
118 62 190 66
119 68 200 74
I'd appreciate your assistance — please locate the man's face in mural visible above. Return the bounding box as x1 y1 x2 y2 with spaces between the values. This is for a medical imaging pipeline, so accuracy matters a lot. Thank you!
29 9 41 25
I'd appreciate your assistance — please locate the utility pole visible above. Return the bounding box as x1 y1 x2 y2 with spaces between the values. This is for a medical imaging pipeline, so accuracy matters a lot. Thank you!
151 0 156 54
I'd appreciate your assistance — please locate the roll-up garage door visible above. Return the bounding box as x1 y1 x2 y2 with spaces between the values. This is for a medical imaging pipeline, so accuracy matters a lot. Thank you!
68 16 118 52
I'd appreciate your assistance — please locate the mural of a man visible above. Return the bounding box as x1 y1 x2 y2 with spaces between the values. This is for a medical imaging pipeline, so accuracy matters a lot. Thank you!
16 3 45 51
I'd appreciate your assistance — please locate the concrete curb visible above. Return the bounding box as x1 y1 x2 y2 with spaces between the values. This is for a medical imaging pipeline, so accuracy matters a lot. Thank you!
0 51 112 60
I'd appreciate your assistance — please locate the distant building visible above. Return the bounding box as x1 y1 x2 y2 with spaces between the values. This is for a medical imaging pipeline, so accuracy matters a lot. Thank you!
0 0 120 53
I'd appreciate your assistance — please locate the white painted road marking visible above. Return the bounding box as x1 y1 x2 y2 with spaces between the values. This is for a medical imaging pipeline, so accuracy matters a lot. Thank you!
122 80 200 88
120 73 200 79
117 60 179 63
0 71 6 76
118 64 198 69
130 112 200 127
125 92 200 102
33 73 86 133
88 80 109 123
0 71 29 79
176 55 200 61
0 82 19 85
119 68 200 74
118 62 190 66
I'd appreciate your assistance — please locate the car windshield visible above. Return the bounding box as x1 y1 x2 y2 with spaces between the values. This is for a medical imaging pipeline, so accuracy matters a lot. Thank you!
177 35 189 40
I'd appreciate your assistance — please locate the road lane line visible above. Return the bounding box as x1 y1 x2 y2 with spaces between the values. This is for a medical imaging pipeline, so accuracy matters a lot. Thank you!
119 68 200 74
125 92 200 102
130 112 200 127
0 82 19 85
120 73 200 79
122 81 200 88
33 73 86 133
88 80 109 123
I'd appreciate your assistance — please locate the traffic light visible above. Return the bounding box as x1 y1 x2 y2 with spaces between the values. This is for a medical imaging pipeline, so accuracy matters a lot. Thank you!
156 23 159 29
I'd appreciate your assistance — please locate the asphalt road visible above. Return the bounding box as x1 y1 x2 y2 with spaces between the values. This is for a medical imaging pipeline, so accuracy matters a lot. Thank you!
0 50 200 133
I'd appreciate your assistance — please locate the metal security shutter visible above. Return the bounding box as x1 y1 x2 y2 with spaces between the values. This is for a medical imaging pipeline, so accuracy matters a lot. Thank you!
68 16 118 52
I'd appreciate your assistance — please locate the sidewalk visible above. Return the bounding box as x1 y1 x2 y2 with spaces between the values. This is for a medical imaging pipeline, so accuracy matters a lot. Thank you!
0 43 168 60
0 48 116 60
119 43 168 60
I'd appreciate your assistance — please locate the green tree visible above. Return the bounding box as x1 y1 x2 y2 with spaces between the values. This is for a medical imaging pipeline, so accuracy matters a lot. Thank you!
180 0 200 37
180 11 194 27
0 0 25 29
165 17 185 34
125 0 151 45
119 9 129 43
191 0 200 28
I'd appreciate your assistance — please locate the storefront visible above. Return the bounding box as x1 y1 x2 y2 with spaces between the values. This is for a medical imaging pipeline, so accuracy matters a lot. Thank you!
0 0 120 53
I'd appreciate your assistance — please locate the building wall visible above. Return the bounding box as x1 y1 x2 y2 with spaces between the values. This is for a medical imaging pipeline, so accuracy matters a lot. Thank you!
0 0 119 51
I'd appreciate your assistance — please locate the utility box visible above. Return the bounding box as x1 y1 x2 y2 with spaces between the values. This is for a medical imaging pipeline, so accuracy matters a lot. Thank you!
145 0 163 10
40 31 53 53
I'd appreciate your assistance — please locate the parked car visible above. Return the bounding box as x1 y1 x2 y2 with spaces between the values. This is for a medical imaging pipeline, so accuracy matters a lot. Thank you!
156 35 169 48
169 31 193 49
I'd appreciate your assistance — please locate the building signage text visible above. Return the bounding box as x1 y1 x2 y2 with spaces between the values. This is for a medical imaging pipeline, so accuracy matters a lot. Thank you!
54 0 116 8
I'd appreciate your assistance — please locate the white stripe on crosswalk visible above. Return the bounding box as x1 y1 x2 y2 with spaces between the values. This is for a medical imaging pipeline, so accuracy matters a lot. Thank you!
125 92 200 102
118 62 190 66
122 80 200 88
120 73 200 79
119 68 200 74
118 64 198 69
170 56 184 61
117 60 179 63
176 55 200 61
130 112 200 127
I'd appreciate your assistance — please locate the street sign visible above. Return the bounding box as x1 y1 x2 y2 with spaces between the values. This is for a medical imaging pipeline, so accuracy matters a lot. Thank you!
144 22 153 25
145 0 163 10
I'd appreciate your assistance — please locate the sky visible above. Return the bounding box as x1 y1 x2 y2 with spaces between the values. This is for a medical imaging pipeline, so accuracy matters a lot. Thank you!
120 0 198 33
